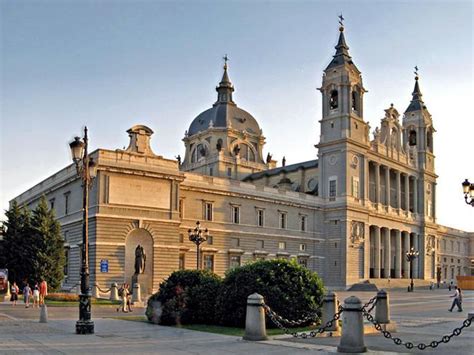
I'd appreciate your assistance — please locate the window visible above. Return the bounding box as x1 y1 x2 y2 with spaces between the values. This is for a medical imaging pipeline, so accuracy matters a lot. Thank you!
179 199 184 218
256 209 264 227
457 242 460 252
207 236 213 245
329 90 338 110
227 167 232 177
278 242 286 250
179 253 185 270
409 130 417 146
49 198 55 210
300 215 306 232
298 257 308 268
203 255 214 271
230 238 240 248
64 192 70 215
279 212 287 229
209 167 213 176
450 241 454 251
204 202 213 221
256 240 264 249
229 255 241 269
329 179 337 201
63 248 69 277
231 205 240 224
352 177 360 198
352 90 359 112
299 243 307 252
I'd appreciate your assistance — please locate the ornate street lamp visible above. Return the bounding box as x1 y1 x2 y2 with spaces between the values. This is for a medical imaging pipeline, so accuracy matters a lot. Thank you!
461 179 474 206
69 127 97 334
188 221 209 270
406 247 419 292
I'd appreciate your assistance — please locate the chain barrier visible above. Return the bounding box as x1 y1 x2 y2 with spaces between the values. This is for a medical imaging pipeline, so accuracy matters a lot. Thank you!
264 303 343 338
361 295 377 313
363 309 474 350
94 284 111 293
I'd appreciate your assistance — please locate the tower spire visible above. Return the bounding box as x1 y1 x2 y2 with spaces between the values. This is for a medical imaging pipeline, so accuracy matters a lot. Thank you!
215 54 235 105
405 66 425 113
325 14 357 71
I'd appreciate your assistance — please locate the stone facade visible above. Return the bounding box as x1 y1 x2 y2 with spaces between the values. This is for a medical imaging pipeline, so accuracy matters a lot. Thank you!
11 23 473 292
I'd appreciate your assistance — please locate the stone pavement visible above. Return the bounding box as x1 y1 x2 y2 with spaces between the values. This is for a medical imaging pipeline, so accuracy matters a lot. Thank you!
0 289 472 354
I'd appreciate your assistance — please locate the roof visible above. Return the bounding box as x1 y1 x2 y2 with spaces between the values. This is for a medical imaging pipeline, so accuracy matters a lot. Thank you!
405 77 426 113
243 159 319 181
188 103 261 136
325 27 359 71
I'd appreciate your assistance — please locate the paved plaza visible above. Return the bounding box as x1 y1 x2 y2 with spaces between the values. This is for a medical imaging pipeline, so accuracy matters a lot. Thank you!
0 289 473 354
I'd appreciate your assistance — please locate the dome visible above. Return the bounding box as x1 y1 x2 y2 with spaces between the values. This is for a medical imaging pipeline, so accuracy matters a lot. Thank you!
188 103 261 137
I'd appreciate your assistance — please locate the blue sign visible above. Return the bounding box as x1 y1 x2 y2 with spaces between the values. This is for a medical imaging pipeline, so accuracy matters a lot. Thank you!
100 260 108 273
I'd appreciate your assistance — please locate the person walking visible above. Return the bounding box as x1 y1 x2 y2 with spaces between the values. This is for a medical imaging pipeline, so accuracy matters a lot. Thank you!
23 283 32 308
125 283 133 312
32 283 40 308
449 286 463 312
10 282 19 306
116 283 127 313
39 280 48 306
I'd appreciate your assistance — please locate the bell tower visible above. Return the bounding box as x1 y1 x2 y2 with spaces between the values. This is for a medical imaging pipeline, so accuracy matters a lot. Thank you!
317 17 370 202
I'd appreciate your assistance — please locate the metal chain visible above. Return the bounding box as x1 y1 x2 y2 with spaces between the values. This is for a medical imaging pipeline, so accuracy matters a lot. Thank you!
94 284 111 293
361 295 377 313
263 304 320 327
264 304 343 338
363 310 474 350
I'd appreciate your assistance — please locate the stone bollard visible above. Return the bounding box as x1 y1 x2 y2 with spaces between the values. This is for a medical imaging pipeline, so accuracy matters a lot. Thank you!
92 284 100 298
337 296 367 353
322 291 339 331
39 304 48 323
243 293 268 341
131 283 141 304
110 282 119 301
375 290 390 324
76 284 81 295
6 281 11 298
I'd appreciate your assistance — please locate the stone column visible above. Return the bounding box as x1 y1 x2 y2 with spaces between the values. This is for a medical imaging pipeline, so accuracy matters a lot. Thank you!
403 231 410 279
374 226 381 278
404 174 410 211
375 163 381 204
413 234 419 278
383 228 391 278
413 178 418 214
394 230 402 278
385 166 390 207
396 171 401 209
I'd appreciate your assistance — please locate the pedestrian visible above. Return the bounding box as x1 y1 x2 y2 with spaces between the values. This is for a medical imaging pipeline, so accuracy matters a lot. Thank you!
32 283 40 308
448 286 463 312
39 280 48 306
10 282 19 306
116 283 127 313
23 283 32 308
449 279 453 291
429 281 434 290
125 283 133 312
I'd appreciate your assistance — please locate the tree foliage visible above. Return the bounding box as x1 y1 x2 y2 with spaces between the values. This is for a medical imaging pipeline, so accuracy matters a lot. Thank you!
1 196 65 290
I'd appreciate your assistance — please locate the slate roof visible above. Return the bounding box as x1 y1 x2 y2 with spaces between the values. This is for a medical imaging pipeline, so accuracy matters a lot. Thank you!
243 159 319 181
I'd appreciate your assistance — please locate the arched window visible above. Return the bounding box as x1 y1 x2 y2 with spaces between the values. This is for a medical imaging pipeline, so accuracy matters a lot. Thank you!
409 130 417 146
427 130 433 152
352 90 359 112
329 90 338 110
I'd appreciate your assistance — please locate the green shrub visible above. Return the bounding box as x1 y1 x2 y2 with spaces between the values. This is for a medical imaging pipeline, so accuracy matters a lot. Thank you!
45 293 79 301
146 269 222 325
216 259 324 328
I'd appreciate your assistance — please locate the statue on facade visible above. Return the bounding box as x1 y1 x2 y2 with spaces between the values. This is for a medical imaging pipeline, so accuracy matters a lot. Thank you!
134 244 146 274
266 153 272 164
282 156 286 167
175 155 181 165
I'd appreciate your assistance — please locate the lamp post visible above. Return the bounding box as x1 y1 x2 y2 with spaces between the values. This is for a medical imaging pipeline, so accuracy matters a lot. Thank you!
461 179 474 206
69 126 97 334
188 221 209 270
406 247 419 292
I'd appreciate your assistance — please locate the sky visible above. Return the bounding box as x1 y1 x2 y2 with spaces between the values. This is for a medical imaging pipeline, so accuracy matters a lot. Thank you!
1 0 473 231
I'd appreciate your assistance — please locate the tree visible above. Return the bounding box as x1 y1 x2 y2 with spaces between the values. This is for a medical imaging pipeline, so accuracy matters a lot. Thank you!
30 196 65 290
1 200 34 285
2 197 65 290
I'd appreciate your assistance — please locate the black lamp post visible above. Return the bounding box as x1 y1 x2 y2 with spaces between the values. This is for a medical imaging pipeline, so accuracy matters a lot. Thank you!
406 247 419 292
188 221 209 270
69 127 97 334
462 179 474 206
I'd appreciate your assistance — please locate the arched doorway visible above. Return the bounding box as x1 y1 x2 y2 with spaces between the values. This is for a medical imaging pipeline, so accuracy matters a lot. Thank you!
125 228 153 296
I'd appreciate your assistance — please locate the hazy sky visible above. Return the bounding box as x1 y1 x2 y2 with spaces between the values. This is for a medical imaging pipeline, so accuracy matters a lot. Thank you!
1 0 473 231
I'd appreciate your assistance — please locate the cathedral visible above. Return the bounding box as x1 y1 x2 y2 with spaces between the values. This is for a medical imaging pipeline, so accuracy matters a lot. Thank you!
12 21 473 293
